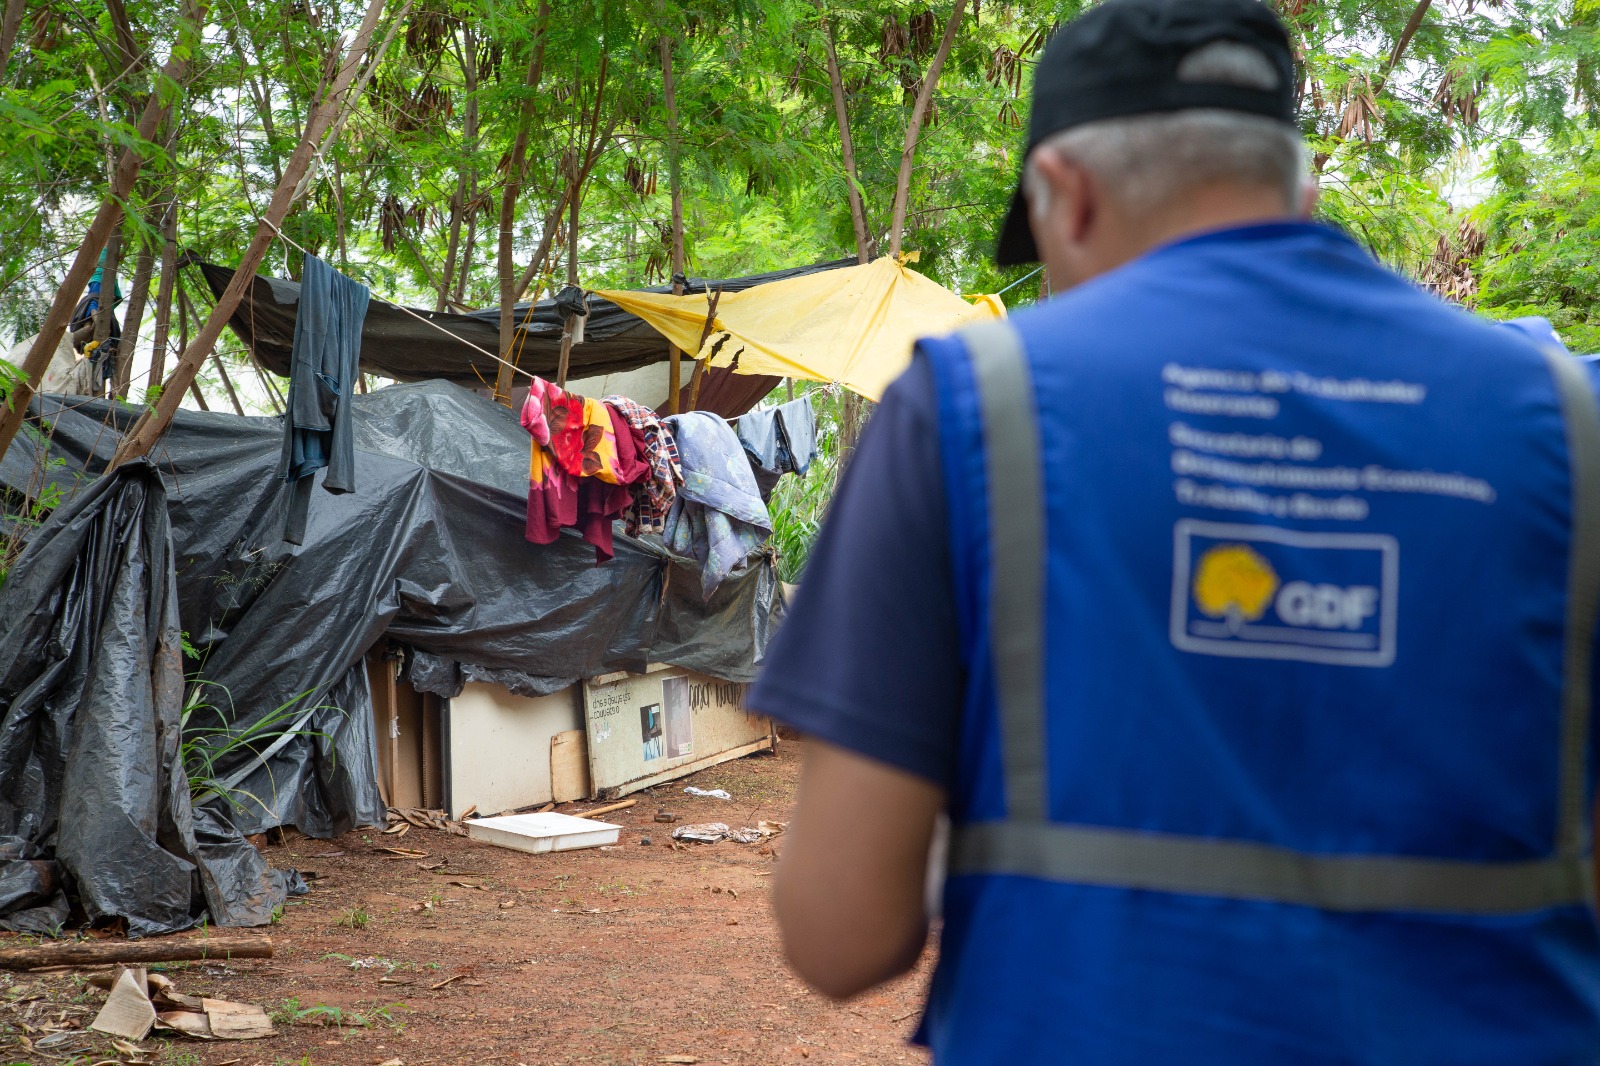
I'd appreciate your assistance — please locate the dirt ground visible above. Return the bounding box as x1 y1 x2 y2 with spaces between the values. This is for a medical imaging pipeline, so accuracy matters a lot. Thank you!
0 737 935 1066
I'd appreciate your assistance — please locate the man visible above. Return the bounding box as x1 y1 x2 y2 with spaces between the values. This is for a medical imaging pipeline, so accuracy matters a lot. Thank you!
753 0 1600 1061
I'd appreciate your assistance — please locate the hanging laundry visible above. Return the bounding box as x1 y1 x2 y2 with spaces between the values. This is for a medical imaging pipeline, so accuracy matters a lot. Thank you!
278 254 370 544
774 395 819 475
522 377 587 475
605 395 683 536
523 430 578 548
734 394 819 500
521 381 649 563
664 411 772 598
575 404 651 562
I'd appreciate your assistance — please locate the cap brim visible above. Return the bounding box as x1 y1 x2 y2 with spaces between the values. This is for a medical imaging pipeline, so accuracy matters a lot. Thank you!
994 184 1038 267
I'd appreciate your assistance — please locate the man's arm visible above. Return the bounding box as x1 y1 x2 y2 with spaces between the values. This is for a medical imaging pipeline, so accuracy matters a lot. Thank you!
774 739 946 999
750 360 963 997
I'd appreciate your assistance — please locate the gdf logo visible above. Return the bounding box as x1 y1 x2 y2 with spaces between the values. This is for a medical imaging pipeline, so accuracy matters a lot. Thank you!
1274 582 1380 631
1172 520 1399 668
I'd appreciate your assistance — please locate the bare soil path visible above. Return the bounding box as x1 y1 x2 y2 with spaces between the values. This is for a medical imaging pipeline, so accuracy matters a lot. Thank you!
0 738 934 1066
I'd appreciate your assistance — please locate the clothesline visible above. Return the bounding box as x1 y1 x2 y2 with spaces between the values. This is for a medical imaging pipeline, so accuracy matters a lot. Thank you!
262 219 542 384
996 264 1045 297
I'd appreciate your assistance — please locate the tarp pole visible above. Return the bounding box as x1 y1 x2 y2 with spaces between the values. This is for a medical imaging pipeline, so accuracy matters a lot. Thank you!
556 168 581 390
685 287 722 411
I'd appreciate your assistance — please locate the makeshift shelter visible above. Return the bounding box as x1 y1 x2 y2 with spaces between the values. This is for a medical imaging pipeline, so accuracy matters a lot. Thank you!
199 258 857 413
595 255 1005 401
0 381 781 933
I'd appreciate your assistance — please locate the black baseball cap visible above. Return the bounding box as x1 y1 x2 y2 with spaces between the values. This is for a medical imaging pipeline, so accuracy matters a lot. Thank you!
995 0 1297 266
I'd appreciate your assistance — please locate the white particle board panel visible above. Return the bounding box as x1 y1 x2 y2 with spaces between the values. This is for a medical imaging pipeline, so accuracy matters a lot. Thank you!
445 682 583 818
583 668 773 798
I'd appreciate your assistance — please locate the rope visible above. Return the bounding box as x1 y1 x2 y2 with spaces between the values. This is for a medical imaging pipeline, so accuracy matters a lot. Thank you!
261 219 539 383
996 264 1044 297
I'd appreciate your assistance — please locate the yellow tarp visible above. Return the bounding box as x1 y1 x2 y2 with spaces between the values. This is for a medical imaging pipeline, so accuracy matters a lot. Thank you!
592 256 1004 402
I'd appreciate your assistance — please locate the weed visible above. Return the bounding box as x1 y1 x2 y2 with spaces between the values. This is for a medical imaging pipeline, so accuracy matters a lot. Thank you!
180 686 344 815
337 904 370 930
268 903 285 924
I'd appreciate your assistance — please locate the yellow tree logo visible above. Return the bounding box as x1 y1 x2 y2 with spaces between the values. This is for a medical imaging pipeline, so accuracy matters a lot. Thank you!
1193 544 1279 624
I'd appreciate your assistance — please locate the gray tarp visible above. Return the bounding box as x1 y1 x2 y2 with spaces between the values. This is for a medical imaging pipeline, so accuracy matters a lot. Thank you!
0 380 779 928
0 463 303 934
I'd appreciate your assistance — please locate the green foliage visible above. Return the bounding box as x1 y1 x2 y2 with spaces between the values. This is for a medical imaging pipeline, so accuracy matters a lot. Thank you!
767 383 845 582
0 0 1596 418
1473 138 1600 352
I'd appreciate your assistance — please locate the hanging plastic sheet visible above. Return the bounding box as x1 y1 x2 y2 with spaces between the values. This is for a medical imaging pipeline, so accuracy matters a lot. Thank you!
2 381 780 843
0 463 302 934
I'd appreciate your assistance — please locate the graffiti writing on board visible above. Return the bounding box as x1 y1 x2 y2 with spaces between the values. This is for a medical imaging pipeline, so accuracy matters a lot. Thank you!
589 686 631 721
688 681 746 712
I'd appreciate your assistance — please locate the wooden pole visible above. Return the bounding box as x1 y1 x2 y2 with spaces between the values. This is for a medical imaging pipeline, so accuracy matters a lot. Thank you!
0 0 205 464
109 0 389 470
684 287 722 411
0 936 273 972
492 1 551 405
555 172 580 390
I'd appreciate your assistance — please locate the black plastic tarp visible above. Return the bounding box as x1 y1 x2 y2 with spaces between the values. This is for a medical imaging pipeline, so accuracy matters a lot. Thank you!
1 381 780 851
0 462 302 935
199 258 855 386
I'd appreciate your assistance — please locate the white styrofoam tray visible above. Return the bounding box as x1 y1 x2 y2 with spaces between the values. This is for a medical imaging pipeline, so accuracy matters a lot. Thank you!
465 811 622 855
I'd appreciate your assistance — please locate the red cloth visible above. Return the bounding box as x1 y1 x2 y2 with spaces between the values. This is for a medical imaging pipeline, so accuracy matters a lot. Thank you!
574 405 651 562
543 383 587 475
525 463 577 546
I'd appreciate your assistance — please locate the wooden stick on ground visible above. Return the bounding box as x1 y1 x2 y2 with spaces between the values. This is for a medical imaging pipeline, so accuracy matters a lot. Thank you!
0 936 273 972
572 798 637 820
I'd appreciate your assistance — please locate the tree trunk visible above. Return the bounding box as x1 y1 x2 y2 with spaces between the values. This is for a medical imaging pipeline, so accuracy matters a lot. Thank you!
817 2 872 264
449 23 481 310
0 0 28 82
493 1 551 403
661 32 685 413
252 359 285 415
146 202 179 402
439 184 465 311
115 233 156 398
178 286 207 410
0 0 205 464
110 0 388 469
887 0 967 258
212 353 246 415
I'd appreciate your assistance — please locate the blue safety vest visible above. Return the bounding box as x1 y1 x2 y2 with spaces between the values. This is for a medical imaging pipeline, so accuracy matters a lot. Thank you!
918 223 1600 1064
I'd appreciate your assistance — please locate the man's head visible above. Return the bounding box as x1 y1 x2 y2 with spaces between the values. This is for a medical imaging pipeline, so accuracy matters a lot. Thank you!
996 0 1314 291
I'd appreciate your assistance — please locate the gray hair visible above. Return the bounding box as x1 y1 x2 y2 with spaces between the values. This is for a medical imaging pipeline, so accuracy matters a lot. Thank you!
1023 41 1306 219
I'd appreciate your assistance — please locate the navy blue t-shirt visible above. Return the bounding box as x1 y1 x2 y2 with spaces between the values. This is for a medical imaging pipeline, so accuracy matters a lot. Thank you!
750 359 962 788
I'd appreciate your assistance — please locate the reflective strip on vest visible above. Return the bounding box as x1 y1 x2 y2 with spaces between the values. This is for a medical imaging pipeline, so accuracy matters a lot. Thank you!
949 322 1600 915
